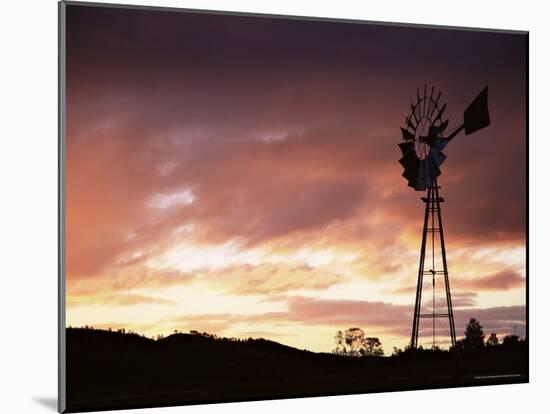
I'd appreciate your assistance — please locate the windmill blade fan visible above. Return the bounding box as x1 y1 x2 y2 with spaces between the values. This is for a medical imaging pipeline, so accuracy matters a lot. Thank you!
398 142 420 188
398 142 415 155
430 119 449 136
427 120 449 147
401 128 415 141
400 155 419 179
434 103 447 123
428 147 446 167
425 154 442 179
398 86 490 191
402 165 418 183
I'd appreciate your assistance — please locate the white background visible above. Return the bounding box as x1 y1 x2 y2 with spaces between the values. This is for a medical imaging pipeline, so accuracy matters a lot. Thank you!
0 0 545 413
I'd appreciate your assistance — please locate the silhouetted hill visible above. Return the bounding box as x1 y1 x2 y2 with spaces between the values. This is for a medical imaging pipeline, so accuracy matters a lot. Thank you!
65 328 527 412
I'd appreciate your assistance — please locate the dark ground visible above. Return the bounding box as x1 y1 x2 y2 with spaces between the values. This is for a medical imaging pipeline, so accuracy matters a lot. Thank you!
64 328 527 413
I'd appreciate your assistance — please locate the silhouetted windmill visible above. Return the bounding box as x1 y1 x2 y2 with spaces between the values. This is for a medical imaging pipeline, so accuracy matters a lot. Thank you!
398 86 490 349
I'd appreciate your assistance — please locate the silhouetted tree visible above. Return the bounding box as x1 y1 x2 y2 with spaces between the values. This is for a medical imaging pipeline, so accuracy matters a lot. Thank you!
463 318 485 353
364 337 384 356
333 328 384 357
333 331 346 355
502 335 520 348
486 332 499 347
333 328 364 356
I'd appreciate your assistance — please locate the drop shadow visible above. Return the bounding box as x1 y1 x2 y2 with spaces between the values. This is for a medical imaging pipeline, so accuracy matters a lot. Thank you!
33 396 57 412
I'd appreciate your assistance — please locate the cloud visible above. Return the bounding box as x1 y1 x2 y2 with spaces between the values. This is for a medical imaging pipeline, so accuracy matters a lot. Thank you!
65 5 526 352
196 263 343 295
169 296 525 342
66 265 193 300
455 270 525 291
168 297 410 337
67 293 175 308
449 291 478 307
388 270 525 296
66 57 526 283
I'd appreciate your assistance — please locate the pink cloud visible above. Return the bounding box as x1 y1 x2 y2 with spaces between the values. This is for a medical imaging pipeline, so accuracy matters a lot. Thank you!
456 270 525 291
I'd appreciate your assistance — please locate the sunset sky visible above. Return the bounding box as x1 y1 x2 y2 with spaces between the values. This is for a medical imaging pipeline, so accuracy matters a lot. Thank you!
65 4 527 352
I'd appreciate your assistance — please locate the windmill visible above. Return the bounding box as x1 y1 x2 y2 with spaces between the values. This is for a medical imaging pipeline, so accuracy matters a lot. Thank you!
398 85 490 349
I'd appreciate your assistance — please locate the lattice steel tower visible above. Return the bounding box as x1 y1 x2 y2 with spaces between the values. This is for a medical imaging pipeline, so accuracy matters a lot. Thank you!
398 86 490 349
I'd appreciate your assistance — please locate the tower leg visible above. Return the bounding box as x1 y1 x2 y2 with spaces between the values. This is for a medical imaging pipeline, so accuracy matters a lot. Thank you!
411 187 431 349
435 185 457 348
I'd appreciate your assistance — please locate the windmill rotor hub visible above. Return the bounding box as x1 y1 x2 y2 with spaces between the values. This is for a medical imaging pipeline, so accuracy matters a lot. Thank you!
414 117 435 160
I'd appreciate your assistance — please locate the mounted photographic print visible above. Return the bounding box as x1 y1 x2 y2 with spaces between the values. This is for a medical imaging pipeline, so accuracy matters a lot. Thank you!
58 1 528 412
